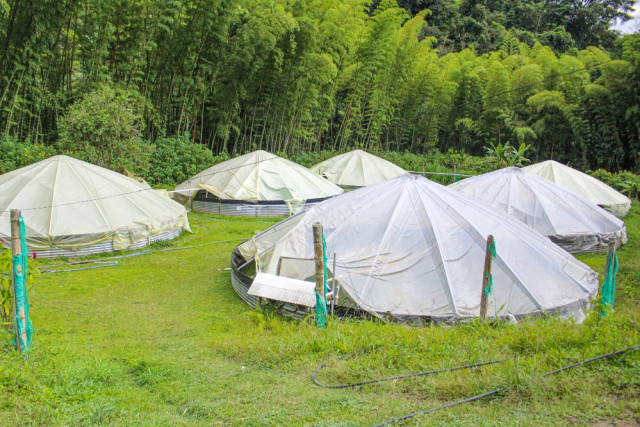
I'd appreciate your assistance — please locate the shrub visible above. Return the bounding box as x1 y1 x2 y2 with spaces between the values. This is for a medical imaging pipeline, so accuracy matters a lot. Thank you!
287 151 340 168
0 247 38 329
483 142 531 168
145 135 216 185
0 248 11 326
0 136 58 174
591 169 640 200
57 84 153 175
378 149 493 176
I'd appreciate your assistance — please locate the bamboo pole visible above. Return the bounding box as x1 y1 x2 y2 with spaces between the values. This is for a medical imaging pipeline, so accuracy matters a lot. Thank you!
10 209 22 352
312 222 328 327
480 235 494 320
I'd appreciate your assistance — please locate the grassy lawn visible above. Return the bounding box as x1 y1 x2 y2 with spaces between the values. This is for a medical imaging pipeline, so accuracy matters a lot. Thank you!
1 208 640 426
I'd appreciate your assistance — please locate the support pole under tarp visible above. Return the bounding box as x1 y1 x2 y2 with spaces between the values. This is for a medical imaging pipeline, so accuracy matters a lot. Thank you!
11 209 32 353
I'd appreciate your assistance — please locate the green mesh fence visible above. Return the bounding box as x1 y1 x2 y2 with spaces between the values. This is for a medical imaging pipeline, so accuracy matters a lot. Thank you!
600 246 618 317
315 231 329 328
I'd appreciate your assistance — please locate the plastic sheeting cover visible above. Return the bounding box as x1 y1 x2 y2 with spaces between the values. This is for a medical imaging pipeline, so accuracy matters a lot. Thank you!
237 212 305 261
174 150 343 203
0 155 191 251
248 174 598 322
449 167 627 253
309 149 408 187
524 160 631 217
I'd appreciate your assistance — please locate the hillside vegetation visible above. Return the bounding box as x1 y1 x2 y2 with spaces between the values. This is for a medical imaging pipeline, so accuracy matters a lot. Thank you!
0 0 639 173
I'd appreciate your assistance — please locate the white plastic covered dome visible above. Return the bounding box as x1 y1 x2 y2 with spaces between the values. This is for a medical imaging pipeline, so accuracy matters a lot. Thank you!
0 155 190 257
175 150 343 216
449 167 627 253
523 160 631 217
309 149 407 187
235 174 598 322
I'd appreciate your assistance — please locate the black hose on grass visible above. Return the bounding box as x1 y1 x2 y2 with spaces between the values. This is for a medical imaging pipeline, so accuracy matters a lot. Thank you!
312 344 640 426
312 355 508 389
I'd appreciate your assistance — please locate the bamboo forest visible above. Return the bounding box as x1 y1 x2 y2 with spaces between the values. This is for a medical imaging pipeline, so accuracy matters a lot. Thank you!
1 0 639 172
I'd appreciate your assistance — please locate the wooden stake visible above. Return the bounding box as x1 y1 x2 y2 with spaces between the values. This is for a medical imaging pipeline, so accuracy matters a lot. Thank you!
10 209 22 352
480 235 494 320
312 223 324 299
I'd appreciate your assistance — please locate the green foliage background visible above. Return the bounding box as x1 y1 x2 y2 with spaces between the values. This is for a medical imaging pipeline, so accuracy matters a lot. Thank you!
0 0 638 173
57 85 153 174
0 137 57 175
146 135 219 185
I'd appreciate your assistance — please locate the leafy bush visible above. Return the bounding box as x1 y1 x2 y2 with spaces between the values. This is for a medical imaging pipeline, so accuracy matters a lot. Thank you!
0 247 38 330
484 142 531 168
287 151 338 168
0 136 58 174
591 169 640 200
57 84 153 175
0 133 223 186
0 248 11 326
379 149 494 176
145 135 218 185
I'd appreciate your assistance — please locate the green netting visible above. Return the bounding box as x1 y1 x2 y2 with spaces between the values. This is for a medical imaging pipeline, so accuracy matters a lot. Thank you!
315 230 328 328
484 240 497 295
600 246 618 317
12 215 33 351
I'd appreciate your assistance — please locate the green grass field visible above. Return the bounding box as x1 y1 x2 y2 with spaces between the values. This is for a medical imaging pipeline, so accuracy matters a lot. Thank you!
1 208 640 426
